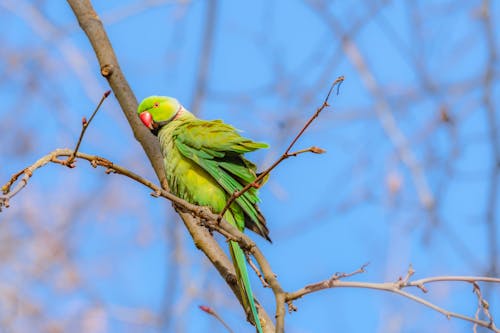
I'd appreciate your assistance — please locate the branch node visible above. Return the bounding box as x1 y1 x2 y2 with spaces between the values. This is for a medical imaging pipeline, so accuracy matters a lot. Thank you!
150 190 161 198
66 90 110 166
245 252 269 288
1 198 9 208
100 64 114 77
417 283 428 293
403 264 415 284
105 167 116 174
286 301 297 313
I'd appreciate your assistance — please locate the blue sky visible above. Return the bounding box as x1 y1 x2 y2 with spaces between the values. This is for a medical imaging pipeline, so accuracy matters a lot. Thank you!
1 1 499 332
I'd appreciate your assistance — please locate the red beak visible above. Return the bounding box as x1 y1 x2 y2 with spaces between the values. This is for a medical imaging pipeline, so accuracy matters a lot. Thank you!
139 111 154 130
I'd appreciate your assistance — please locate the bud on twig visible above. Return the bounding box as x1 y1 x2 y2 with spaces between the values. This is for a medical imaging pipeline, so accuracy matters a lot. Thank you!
310 146 326 154
199 305 214 314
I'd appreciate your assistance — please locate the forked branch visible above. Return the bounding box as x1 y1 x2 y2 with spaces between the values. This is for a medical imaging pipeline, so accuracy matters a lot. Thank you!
218 76 344 219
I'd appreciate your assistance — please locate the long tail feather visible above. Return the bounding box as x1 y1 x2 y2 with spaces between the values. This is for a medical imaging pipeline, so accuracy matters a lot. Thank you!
229 241 263 333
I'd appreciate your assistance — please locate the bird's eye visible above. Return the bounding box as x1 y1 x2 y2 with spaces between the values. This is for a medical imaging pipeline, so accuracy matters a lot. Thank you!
153 102 159 108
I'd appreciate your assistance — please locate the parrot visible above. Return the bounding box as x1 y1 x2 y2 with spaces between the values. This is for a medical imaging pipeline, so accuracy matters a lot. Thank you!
137 96 270 333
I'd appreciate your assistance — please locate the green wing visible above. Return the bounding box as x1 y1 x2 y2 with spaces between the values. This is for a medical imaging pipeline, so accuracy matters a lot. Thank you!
173 119 267 332
173 119 270 240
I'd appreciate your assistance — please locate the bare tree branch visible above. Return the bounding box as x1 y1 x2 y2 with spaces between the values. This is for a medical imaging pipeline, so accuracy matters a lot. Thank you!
66 0 167 187
2 141 500 333
65 90 111 166
286 265 500 333
199 305 235 333
219 76 344 220
65 1 275 331
2 2 496 332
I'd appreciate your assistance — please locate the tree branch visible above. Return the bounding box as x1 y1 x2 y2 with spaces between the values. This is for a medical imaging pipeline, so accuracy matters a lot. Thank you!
286 264 500 332
65 89 111 166
66 0 167 187
1 147 277 331
199 305 234 333
3 145 500 333
4 3 494 333
65 1 275 331
218 76 344 220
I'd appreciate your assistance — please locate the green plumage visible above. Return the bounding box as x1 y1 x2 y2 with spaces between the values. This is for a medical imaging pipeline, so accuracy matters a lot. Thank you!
138 96 269 333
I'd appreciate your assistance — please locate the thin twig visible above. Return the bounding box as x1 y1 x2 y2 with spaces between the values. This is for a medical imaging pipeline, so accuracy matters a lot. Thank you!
67 0 168 187
287 263 369 301
286 267 500 333
67 2 275 329
3 147 500 332
245 252 269 288
0 148 237 234
199 305 234 333
407 275 500 287
218 76 344 219
0 167 33 210
283 76 343 155
0 147 277 331
472 282 495 328
65 90 111 166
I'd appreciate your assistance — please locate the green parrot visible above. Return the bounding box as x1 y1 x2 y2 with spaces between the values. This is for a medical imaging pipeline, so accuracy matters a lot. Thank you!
137 96 270 332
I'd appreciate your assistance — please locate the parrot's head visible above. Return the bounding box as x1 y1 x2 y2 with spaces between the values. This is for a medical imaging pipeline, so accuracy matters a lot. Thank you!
137 96 182 135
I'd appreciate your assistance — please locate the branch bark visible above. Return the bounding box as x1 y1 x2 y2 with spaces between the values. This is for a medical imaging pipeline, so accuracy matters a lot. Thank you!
66 1 275 331
67 0 166 187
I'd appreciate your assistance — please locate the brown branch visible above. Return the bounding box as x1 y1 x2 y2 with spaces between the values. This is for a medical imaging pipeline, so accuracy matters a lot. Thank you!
472 282 494 332
212 76 344 332
1 163 34 210
199 305 234 333
286 265 500 333
66 0 167 187
4 147 500 332
285 263 369 302
65 2 275 331
0 146 276 331
245 252 269 288
65 90 111 166
10 3 494 333
195 206 285 331
218 76 344 219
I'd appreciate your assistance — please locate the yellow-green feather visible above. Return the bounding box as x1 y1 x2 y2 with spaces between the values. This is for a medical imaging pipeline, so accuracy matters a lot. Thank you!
156 109 268 332
226 211 264 333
